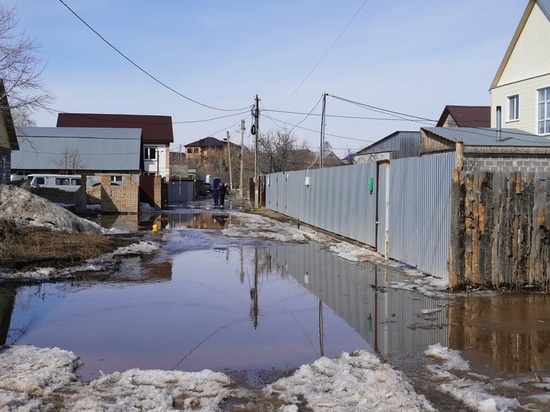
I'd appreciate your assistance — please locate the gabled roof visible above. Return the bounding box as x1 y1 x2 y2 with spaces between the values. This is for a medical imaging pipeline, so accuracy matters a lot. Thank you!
491 0 550 89
357 131 420 159
436 105 490 127
56 113 173 144
0 80 18 150
185 136 225 148
12 127 143 171
422 127 550 147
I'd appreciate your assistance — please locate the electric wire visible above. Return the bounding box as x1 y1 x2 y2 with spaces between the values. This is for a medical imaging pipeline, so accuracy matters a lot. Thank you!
278 0 369 108
58 0 251 113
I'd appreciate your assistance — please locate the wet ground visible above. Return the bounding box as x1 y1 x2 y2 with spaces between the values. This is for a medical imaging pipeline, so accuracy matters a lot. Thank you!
2 204 550 411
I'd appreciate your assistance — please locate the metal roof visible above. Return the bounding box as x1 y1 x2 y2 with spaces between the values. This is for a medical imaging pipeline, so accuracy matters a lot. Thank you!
436 105 490 127
357 131 421 159
12 127 142 171
422 127 550 147
57 113 174 144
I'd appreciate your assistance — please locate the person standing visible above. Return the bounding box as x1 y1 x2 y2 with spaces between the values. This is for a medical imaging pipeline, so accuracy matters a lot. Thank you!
212 184 219 208
219 182 229 208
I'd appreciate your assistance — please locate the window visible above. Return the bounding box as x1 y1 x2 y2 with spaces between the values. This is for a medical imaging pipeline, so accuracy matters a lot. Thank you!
55 177 70 185
70 178 81 185
193 147 200 153
186 148 193 154
508 94 519 121
111 175 123 182
538 87 550 134
144 147 156 160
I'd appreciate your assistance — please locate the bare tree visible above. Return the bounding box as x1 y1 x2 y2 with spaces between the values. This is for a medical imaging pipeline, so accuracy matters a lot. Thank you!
259 129 314 173
0 5 53 126
53 145 86 174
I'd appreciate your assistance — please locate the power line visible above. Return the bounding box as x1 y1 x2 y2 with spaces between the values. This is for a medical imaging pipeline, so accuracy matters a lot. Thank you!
278 0 369 108
58 0 251 113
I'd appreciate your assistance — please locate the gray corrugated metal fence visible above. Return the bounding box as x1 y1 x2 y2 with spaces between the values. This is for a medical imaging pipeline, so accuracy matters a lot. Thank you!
166 180 195 204
265 153 455 281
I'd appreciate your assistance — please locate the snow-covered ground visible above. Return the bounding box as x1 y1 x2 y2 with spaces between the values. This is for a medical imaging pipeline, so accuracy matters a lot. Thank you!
0 188 534 411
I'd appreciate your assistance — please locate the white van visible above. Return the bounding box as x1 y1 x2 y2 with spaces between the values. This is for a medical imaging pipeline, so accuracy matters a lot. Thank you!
28 174 84 192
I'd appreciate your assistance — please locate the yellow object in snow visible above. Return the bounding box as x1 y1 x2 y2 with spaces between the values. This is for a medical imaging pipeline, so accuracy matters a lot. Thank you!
152 224 159 234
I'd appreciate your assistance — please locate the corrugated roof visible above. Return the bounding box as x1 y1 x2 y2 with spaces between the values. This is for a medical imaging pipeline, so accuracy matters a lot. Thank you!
422 127 550 147
436 105 490 127
12 127 142 171
539 0 550 19
57 113 173 144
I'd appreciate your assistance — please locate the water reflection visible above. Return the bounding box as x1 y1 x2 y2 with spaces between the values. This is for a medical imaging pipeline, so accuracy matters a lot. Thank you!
448 294 550 376
2 224 550 399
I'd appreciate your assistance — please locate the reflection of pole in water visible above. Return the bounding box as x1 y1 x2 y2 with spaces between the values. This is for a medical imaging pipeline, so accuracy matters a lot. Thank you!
250 248 259 329
318 299 324 357
239 246 244 283
373 265 378 353
383 267 389 361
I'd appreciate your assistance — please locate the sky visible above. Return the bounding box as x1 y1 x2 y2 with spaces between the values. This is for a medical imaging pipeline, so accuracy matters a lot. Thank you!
3 0 528 157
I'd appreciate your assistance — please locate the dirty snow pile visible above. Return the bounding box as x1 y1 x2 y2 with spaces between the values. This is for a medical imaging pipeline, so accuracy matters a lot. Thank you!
264 350 435 411
425 343 521 412
0 345 436 411
0 185 105 234
222 211 327 243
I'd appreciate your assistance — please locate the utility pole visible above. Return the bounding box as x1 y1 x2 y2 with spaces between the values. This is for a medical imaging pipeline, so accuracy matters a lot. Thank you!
239 119 245 200
226 131 233 191
252 95 260 209
320 93 327 169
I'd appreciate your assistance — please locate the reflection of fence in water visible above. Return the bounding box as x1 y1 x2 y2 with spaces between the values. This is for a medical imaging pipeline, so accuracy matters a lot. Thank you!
259 242 450 358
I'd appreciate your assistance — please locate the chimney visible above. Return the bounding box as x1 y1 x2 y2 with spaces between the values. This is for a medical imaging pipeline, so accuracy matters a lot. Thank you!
496 106 502 141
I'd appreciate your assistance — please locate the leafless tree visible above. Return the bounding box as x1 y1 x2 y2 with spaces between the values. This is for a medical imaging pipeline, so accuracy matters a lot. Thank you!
53 145 86 174
259 129 314 173
0 4 53 126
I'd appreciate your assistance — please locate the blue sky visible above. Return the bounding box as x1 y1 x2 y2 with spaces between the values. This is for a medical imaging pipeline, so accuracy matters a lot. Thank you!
5 0 527 157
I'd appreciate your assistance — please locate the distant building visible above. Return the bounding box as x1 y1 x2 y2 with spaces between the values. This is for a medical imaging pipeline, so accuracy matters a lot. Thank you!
57 113 174 180
184 136 226 159
355 131 421 163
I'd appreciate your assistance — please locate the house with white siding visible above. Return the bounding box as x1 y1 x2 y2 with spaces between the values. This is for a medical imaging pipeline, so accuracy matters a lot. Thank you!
490 0 550 136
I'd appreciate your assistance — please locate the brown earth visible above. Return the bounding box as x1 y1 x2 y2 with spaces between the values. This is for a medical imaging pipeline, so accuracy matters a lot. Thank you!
0 218 143 271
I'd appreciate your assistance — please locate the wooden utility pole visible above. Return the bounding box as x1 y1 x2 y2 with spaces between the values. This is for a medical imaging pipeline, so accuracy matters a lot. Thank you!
226 131 233 191
239 119 245 200
253 95 260 209
320 93 327 169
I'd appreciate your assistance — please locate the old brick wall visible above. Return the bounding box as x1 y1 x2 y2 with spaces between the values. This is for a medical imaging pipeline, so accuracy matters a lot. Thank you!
100 174 140 214
450 171 550 289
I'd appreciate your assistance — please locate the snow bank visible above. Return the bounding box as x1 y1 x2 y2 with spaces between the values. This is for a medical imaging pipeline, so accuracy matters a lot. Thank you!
0 346 436 411
264 350 435 411
0 185 104 234
425 343 521 412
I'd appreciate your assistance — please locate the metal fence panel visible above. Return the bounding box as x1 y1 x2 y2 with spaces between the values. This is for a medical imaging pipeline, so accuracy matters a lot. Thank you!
167 181 195 204
264 155 453 280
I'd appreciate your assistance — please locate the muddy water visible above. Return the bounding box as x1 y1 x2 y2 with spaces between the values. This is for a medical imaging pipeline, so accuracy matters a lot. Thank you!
2 211 550 410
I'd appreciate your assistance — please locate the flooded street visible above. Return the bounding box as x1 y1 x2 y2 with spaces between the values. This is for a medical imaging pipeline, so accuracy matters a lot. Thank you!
1 207 550 410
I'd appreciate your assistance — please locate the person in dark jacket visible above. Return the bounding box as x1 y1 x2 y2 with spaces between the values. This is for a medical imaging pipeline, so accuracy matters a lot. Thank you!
219 182 230 208
212 185 219 207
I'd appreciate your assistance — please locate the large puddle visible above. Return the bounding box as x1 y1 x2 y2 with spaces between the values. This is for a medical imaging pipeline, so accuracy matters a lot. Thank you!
2 209 550 409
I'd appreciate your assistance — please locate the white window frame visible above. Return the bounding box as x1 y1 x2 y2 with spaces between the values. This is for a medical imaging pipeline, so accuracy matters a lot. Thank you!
538 87 550 135
507 94 519 121
144 147 157 160
111 175 123 182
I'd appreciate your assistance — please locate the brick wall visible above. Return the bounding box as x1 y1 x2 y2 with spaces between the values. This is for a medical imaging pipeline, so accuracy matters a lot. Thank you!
101 174 140 214
464 155 550 173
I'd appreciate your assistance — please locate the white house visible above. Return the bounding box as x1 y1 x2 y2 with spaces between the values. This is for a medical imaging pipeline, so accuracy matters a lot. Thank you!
490 0 550 136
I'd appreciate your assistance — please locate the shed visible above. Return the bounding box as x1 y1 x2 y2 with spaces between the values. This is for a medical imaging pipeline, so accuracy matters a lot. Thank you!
355 131 420 163
0 80 17 184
